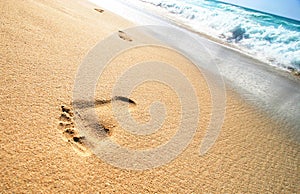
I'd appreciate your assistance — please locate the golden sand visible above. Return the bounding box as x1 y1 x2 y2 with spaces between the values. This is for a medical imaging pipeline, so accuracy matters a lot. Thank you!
1 0 299 192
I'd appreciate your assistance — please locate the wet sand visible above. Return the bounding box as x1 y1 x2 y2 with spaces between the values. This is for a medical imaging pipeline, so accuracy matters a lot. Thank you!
1 0 299 193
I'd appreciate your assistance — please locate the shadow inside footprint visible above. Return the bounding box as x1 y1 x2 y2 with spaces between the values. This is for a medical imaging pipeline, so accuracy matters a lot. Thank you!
94 99 112 106
113 96 136 104
73 96 136 109
73 136 85 143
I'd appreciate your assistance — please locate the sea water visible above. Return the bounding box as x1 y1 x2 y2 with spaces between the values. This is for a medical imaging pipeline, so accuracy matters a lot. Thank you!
128 0 300 72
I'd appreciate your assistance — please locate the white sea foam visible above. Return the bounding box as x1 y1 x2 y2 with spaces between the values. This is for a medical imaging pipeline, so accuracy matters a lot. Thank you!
127 0 300 72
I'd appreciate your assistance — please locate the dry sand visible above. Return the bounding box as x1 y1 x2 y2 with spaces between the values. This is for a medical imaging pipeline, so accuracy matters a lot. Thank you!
1 0 299 193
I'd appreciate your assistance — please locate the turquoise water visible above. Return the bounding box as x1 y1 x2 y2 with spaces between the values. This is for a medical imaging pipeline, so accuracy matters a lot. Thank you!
137 0 300 72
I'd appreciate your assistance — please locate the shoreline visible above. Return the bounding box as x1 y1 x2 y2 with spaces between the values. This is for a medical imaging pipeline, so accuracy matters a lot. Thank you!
91 0 300 78
174 21 300 78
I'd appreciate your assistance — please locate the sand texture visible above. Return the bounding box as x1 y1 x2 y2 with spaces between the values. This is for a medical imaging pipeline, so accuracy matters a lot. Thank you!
1 0 299 193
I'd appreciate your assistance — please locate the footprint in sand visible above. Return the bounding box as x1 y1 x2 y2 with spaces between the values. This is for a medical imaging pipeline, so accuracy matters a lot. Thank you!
118 30 133 42
94 8 104 13
58 97 136 156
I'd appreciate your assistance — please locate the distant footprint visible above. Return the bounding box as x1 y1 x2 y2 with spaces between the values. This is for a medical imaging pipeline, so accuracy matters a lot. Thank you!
94 8 104 13
58 104 91 157
118 30 133 42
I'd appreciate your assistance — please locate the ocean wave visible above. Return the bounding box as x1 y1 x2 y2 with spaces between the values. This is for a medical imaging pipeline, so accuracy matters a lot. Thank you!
136 0 300 72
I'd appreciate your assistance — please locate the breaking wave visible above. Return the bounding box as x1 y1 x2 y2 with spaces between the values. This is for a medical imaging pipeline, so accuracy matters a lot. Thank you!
135 0 300 72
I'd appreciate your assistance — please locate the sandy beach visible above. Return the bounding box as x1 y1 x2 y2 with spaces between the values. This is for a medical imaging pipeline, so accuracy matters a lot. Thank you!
1 0 299 193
